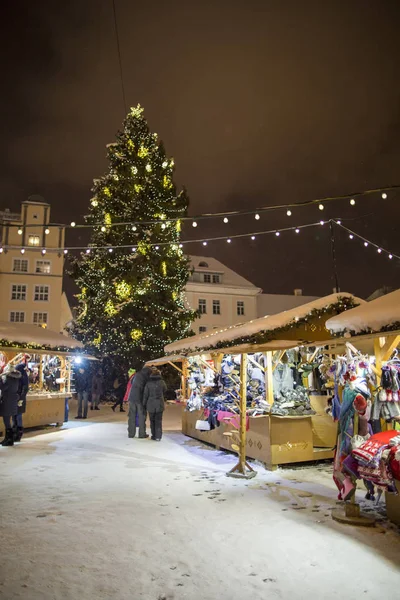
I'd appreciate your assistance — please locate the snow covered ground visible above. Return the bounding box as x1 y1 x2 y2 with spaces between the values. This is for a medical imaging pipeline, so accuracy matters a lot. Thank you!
1 403 399 600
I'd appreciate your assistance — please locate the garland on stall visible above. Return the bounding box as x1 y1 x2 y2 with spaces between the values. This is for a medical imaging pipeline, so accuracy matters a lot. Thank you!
167 296 360 356
330 321 400 338
0 339 83 353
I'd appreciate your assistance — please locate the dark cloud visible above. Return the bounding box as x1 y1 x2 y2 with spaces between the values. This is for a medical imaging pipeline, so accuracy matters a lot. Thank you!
1 0 400 298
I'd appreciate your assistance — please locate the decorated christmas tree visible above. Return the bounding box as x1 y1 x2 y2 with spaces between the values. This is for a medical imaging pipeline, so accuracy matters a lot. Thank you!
71 105 197 368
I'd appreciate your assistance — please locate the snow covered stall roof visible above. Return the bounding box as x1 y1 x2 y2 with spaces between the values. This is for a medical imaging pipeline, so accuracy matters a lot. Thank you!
0 322 84 352
326 288 400 335
165 292 364 355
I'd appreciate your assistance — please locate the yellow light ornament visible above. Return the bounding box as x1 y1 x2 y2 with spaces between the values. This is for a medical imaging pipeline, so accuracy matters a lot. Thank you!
103 187 111 198
138 146 149 158
93 333 102 347
161 320 166 330
104 213 112 227
137 241 149 255
130 329 143 341
105 300 117 317
115 281 132 299
127 139 135 151
145 163 152 172
163 175 173 189
161 261 167 276
176 220 181 232
134 184 143 193
130 105 144 118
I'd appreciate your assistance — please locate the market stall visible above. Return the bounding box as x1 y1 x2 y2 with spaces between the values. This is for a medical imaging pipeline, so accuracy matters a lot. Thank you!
165 293 363 474
325 289 400 525
0 322 84 430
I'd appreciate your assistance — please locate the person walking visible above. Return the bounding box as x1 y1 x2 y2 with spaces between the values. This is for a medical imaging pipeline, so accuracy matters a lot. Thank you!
111 372 127 413
0 367 22 446
75 365 90 419
13 363 29 441
143 368 167 441
91 369 104 411
127 366 151 438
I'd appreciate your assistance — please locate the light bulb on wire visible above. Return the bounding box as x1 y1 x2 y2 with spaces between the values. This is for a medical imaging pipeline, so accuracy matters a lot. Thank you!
295 228 300 234
286 210 292 216
227 238 231 243
255 213 260 220
320 221 324 226
17 228 23 235
192 221 197 228
41 249 46 255
71 221 76 227
318 204 324 211
64 249 68 255
377 248 382 254
251 236 255 241
132 225 137 231
364 242 368 247
275 231 280 237
0 247 3 253
337 220 341 225
21 248 25 254
382 192 387 199
389 254 393 259
349 234 354 240
223 217 229 224
203 241 207 246
45 228 50 234
350 199 356 206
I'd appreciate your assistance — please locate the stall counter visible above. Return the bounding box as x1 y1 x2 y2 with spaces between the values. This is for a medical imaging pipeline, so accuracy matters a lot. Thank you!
23 393 68 429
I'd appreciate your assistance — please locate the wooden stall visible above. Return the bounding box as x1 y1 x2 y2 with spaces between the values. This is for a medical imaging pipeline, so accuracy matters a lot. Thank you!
164 293 361 473
0 322 84 430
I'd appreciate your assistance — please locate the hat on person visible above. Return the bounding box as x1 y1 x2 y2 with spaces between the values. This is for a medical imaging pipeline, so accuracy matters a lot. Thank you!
353 393 367 414
128 368 136 376
151 367 161 375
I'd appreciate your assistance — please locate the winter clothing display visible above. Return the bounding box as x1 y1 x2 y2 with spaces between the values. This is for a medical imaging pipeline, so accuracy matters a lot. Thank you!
273 363 294 393
271 386 315 417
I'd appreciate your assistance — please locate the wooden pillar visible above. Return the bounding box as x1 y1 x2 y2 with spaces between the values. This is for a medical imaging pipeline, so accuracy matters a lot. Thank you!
60 356 66 393
38 355 44 391
226 353 256 479
265 351 274 408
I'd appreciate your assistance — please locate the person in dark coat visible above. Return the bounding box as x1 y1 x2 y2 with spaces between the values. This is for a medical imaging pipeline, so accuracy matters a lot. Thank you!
13 363 29 441
75 365 90 419
111 372 127 413
91 369 104 411
0 368 22 446
143 368 167 441
127 366 151 438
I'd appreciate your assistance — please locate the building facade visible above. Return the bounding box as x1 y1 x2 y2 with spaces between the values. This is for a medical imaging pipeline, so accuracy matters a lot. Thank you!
186 256 261 334
0 197 69 333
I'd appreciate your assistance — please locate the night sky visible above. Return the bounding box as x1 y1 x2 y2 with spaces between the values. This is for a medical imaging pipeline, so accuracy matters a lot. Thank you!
2 0 399 301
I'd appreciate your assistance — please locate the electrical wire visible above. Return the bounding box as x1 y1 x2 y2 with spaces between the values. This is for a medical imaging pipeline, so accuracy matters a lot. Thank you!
112 0 127 115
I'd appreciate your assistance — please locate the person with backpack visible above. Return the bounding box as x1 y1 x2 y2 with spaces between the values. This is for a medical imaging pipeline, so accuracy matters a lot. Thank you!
143 368 167 441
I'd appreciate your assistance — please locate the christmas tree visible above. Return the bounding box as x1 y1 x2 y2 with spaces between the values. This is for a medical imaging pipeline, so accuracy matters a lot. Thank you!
71 105 197 368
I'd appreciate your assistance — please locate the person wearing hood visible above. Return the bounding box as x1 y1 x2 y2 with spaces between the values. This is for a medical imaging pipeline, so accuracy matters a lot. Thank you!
13 363 29 441
143 368 167 441
127 366 151 438
0 367 22 447
75 365 90 419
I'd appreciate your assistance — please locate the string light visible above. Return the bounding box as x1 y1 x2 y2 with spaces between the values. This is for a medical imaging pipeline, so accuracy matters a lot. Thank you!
101 226 106 232
71 222 76 227
21 248 25 254
319 204 324 211
161 223 166 230
192 221 197 228
364 242 368 247
108 248 113 253
45 228 50 234
320 221 324 225
64 249 68 255
0 247 3 253
227 238 231 243
41 249 46 255
86 249 91 254
349 234 354 239
377 248 382 254
382 193 387 199
179 244 183 248
255 213 260 220
132 225 137 231
17 228 23 235
295 228 300 234
336 220 341 225
155 246 159 250
251 236 255 241
275 231 280 237
350 199 356 206
286 210 292 216
132 247 136 252
202 241 207 246
389 254 393 259
223 217 229 223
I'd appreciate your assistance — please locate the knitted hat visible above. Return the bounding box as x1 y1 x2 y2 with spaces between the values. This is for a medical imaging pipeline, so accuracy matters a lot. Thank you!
353 393 367 414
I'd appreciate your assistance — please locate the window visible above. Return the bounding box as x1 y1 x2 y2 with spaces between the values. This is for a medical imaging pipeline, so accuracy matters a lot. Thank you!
11 284 27 301
203 274 211 283
199 326 207 333
28 235 40 246
33 312 48 326
212 274 220 284
13 258 28 273
34 285 49 301
35 260 51 274
198 299 207 314
198 261 209 267
212 300 221 315
10 311 25 323
237 301 245 316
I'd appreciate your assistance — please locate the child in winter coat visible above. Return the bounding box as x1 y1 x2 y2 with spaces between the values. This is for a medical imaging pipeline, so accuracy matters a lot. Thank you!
143 368 167 441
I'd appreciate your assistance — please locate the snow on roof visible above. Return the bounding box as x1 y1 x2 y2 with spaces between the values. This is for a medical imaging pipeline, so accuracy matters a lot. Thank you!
326 289 400 335
0 322 84 350
189 256 259 289
166 292 364 354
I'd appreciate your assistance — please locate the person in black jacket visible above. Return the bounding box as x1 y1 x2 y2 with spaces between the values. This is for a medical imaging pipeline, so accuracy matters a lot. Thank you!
143 368 167 441
127 366 151 438
13 363 29 441
0 368 22 446
75 365 90 419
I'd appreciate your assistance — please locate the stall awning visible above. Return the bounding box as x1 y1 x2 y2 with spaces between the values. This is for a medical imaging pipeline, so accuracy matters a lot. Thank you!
0 322 84 352
326 288 400 335
145 354 185 367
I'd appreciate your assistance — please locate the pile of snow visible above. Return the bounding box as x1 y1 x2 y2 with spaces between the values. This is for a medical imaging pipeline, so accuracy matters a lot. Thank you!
0 322 83 350
166 292 364 354
326 288 400 335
